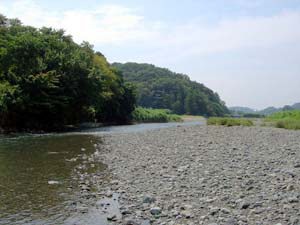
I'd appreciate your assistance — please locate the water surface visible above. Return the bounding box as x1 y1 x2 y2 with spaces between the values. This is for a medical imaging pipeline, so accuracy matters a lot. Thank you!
0 121 203 224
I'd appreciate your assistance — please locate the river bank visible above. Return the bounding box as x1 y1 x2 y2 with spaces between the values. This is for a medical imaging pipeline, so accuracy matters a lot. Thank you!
100 125 300 225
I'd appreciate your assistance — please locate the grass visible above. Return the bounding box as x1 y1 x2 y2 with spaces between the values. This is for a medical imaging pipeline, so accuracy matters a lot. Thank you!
132 107 182 123
207 117 254 127
265 110 300 130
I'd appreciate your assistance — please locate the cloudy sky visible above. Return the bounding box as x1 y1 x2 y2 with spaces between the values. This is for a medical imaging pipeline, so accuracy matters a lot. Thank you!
1 0 300 109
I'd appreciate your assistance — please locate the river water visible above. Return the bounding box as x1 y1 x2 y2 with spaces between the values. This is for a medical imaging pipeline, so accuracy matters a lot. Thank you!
0 121 203 225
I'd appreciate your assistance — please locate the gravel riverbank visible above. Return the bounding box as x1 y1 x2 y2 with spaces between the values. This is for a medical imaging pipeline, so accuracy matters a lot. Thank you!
100 125 300 225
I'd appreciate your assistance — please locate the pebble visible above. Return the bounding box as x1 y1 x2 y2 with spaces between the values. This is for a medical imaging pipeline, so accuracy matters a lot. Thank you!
150 207 162 215
100 125 300 224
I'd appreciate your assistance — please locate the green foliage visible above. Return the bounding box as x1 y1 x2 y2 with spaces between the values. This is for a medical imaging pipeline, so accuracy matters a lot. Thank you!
0 15 135 131
275 119 300 130
112 63 229 117
207 117 253 127
243 113 264 118
265 110 300 130
266 110 300 120
132 107 182 123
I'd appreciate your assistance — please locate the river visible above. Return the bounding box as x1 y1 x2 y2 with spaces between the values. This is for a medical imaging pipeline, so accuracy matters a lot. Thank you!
0 121 203 225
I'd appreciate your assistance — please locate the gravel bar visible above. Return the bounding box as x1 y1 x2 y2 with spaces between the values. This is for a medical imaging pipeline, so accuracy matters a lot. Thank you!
100 125 300 225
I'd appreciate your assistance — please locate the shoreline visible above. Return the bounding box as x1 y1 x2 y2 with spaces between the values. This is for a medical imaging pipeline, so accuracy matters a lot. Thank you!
99 125 300 225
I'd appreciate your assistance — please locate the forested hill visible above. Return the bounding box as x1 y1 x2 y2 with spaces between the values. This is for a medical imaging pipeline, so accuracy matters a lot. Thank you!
112 63 229 116
0 15 135 131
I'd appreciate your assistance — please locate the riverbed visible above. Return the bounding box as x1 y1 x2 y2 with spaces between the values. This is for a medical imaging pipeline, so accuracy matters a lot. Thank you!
101 125 300 225
0 121 203 225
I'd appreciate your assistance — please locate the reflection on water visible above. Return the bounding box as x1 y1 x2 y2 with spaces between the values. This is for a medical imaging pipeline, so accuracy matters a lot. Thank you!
0 134 103 225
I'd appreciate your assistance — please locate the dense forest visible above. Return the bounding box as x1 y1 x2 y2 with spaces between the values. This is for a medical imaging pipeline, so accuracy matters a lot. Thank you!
0 15 135 131
113 63 228 116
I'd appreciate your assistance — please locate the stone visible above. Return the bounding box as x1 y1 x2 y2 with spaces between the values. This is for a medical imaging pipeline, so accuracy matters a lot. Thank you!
220 208 230 214
240 201 250 209
107 214 117 221
181 210 193 218
150 207 162 215
143 195 156 204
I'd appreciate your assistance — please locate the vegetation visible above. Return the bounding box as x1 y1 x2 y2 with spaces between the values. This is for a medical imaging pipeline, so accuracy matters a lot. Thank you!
265 110 300 130
0 15 135 131
113 63 229 117
230 102 300 116
132 107 182 123
207 117 253 127
242 113 264 118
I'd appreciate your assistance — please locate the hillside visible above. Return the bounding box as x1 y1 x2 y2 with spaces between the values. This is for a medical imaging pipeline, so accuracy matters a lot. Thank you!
229 106 256 114
113 63 229 116
230 102 300 116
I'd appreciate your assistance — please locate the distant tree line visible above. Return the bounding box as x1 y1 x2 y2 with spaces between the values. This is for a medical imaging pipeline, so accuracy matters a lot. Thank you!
0 14 135 131
113 63 229 116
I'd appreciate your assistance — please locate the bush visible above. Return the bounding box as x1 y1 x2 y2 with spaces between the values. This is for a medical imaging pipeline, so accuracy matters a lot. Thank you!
275 119 300 130
207 117 253 127
132 107 182 123
265 110 300 130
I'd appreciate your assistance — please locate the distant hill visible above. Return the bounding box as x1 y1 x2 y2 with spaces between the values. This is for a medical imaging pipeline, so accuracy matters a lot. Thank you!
292 103 300 109
229 106 256 114
230 102 300 116
113 62 229 116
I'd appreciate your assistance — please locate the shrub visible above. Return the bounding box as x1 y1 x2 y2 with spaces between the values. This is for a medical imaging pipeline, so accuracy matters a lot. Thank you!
207 117 253 127
132 107 182 123
265 110 300 130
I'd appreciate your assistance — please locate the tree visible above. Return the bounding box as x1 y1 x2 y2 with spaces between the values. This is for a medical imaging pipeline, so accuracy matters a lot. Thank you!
113 62 229 116
0 15 136 131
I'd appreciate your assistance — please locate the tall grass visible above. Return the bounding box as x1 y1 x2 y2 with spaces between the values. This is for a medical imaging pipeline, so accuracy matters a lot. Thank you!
266 110 300 130
132 107 182 123
207 117 253 127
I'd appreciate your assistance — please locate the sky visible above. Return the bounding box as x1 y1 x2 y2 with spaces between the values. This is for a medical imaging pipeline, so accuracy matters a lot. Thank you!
1 0 300 109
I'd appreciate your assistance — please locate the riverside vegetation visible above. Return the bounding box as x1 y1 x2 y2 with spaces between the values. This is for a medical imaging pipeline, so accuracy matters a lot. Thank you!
265 110 300 130
0 15 135 132
113 62 229 116
207 117 254 127
0 14 228 132
132 107 182 123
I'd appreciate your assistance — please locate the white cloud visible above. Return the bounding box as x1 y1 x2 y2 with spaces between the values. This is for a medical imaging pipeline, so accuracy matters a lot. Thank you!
2 0 300 58
150 11 300 62
1 0 300 108
0 0 160 45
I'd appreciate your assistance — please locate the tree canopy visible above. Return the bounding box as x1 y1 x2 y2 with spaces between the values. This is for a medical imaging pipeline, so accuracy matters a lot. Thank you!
113 63 228 116
0 15 135 131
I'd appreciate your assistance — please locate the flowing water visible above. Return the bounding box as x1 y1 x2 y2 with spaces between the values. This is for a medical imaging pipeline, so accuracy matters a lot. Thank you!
0 121 203 224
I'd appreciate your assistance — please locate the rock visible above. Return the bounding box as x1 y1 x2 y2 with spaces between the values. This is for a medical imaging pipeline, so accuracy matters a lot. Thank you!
210 207 219 216
224 218 238 225
181 210 193 218
48 180 60 185
240 201 250 209
121 208 131 215
141 220 151 225
77 206 88 214
107 213 117 221
294 163 300 168
143 195 156 204
220 208 230 214
288 196 299 203
290 217 299 225
124 219 139 225
286 184 295 191
150 207 162 215
106 190 113 197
